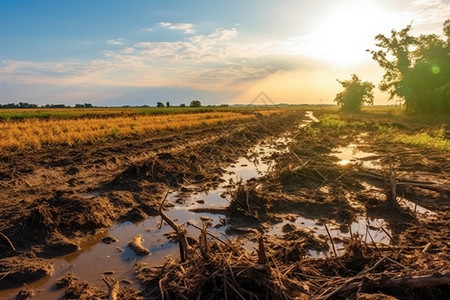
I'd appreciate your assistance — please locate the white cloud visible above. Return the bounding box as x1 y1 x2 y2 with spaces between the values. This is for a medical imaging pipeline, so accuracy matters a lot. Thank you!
107 39 124 45
407 0 450 34
0 26 339 92
209 28 238 40
121 47 135 54
159 22 195 34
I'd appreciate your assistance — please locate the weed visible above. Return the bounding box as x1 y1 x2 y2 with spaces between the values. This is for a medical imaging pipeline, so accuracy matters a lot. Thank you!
395 132 449 151
111 127 120 138
376 124 395 136
375 124 449 151
305 125 321 137
320 116 348 129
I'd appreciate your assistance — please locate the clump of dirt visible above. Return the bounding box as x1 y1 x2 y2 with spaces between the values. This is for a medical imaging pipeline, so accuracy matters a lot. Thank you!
267 229 329 263
121 207 148 222
0 256 53 289
5 193 117 255
15 287 34 300
43 232 80 257
55 273 143 299
110 152 207 188
55 272 79 290
228 181 276 223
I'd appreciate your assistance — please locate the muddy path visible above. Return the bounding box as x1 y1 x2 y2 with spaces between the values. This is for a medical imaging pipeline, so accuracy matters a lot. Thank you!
134 109 448 300
0 111 308 294
219 109 450 299
1 109 449 299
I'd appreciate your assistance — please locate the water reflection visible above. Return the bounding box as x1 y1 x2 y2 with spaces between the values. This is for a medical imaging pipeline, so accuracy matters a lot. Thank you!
0 111 323 299
333 142 380 169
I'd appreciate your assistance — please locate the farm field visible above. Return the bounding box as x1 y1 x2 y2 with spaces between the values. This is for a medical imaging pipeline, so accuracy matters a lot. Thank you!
0 106 449 299
0 107 276 153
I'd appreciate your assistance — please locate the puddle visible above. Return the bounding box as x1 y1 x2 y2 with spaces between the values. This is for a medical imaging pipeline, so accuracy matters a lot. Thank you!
305 111 319 123
0 111 333 298
298 111 319 129
333 142 380 169
361 179 436 216
398 197 436 215
268 215 392 257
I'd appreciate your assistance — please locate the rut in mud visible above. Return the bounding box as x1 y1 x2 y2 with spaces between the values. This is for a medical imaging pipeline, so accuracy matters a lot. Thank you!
1 109 449 299
134 109 449 300
0 111 306 296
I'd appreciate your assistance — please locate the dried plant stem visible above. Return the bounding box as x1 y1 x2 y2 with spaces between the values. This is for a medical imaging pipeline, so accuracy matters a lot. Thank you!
158 193 193 262
324 223 337 256
0 232 16 252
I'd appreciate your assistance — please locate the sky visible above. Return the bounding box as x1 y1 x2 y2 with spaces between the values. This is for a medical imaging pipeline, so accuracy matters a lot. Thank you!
0 0 449 106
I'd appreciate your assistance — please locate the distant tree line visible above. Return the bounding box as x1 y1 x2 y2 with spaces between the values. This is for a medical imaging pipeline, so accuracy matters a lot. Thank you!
74 103 94 108
156 100 203 107
1 100 233 109
0 100 208 109
335 19 449 113
0 102 39 108
0 102 95 109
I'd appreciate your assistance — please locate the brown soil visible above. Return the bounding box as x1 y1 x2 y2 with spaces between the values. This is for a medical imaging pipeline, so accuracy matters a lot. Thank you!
0 111 304 295
0 109 449 299
215 109 450 299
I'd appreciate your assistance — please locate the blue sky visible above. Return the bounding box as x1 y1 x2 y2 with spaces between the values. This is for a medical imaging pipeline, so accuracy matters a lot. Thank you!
1 0 449 106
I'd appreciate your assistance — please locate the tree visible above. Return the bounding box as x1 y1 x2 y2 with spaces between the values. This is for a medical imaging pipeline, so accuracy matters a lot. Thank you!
370 19 450 113
180 103 186 107
190 100 202 107
166 101 170 107
156 102 165 107
334 74 374 112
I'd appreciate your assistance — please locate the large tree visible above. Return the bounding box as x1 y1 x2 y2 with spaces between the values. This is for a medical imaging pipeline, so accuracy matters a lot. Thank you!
370 19 450 113
190 100 202 107
334 74 374 112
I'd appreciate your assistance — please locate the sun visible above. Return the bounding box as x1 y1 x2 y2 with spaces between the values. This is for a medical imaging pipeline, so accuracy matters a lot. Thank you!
287 1 388 67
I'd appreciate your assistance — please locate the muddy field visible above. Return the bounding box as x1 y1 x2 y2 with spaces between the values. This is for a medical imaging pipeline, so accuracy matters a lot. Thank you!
0 109 449 299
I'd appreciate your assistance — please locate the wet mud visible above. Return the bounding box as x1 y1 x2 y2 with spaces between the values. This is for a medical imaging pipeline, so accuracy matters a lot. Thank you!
0 109 449 299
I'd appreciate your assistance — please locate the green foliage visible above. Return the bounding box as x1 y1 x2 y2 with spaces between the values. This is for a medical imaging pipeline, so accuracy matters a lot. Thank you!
0 102 39 108
190 100 202 107
156 102 165 107
376 124 395 137
304 125 321 137
396 131 449 151
111 127 120 138
75 103 93 108
320 116 348 129
376 124 449 151
370 19 450 113
334 74 374 112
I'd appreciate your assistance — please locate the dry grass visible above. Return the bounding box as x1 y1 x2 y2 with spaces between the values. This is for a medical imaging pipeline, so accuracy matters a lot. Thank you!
0 111 273 154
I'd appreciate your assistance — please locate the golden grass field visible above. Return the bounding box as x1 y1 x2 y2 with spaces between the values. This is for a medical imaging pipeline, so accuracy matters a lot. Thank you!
0 110 275 154
1 105 448 154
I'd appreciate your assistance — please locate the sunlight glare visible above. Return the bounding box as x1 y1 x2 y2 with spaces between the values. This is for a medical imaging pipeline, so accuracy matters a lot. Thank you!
286 1 389 67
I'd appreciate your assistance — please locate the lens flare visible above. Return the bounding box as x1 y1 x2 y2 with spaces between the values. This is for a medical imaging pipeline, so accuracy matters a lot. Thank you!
431 65 440 74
